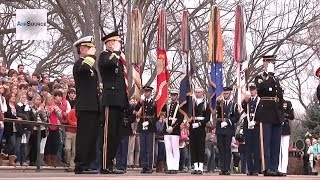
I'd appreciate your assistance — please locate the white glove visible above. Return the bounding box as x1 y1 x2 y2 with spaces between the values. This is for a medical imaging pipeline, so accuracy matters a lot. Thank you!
192 123 199 129
142 121 149 127
239 129 243 134
249 121 256 127
267 63 275 73
166 126 173 133
221 121 228 128
140 94 145 101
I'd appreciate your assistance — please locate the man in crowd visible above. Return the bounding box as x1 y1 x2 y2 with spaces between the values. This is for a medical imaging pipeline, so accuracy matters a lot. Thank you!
189 87 211 175
99 31 129 174
73 36 100 174
255 55 284 176
137 86 156 174
278 94 294 176
242 83 260 176
216 87 240 175
163 89 184 174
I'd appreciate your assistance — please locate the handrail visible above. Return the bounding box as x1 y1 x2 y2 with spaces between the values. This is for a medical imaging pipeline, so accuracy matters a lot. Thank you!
1 118 76 172
3 118 76 128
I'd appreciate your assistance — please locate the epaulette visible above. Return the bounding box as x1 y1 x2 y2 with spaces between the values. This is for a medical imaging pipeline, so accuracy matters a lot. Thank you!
82 56 95 67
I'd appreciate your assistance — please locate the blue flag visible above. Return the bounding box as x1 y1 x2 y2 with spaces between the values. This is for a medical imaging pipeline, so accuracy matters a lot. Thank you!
210 62 223 110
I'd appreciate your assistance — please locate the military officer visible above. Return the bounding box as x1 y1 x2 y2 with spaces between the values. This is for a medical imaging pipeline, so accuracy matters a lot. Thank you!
73 36 100 174
163 89 184 174
315 67 320 103
136 86 156 173
216 87 240 175
99 31 129 174
242 83 260 176
189 87 211 175
278 97 294 176
115 98 138 173
254 55 284 176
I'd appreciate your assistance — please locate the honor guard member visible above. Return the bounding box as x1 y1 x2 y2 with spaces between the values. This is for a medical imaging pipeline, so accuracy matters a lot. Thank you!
315 67 320 103
189 87 211 175
216 87 240 175
163 89 184 174
242 83 261 176
99 31 129 174
136 86 156 173
72 36 100 174
254 55 284 176
115 98 138 173
278 96 294 176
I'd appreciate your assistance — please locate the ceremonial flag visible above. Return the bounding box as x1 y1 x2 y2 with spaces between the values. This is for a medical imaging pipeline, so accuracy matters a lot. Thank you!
179 10 193 119
234 4 248 110
118 12 128 95
155 8 169 117
129 8 143 100
208 5 223 111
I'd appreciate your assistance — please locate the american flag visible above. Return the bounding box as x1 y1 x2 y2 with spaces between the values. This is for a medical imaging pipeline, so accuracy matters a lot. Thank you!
117 13 129 95
118 13 125 52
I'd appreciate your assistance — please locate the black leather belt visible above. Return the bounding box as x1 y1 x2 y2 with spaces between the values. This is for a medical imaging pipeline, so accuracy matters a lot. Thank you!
261 97 279 102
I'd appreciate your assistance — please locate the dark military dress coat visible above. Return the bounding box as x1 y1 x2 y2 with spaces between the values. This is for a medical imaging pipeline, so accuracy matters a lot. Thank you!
254 72 284 124
73 56 99 112
162 102 183 136
98 50 129 109
281 100 294 135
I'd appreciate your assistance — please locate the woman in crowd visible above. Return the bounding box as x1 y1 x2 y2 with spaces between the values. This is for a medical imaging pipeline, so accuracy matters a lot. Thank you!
2 93 22 166
205 127 217 173
29 94 48 166
179 120 190 172
15 93 30 166
0 84 7 165
44 92 62 167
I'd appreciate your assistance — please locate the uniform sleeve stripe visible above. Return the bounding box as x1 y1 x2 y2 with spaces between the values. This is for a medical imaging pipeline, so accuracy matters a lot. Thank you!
82 56 95 67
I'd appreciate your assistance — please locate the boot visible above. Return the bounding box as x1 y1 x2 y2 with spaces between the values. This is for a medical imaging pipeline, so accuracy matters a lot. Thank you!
156 161 165 173
51 155 57 167
0 153 7 166
45 155 53 166
8 155 17 166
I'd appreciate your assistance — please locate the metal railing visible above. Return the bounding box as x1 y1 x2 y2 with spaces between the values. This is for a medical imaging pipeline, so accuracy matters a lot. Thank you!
2 118 76 172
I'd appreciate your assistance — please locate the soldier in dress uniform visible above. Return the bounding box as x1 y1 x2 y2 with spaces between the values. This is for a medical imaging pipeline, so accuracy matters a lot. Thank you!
98 31 129 174
254 55 284 176
115 98 139 173
136 86 156 173
216 87 240 175
242 83 260 176
72 36 100 174
278 96 294 176
189 87 211 175
315 67 320 103
163 89 184 174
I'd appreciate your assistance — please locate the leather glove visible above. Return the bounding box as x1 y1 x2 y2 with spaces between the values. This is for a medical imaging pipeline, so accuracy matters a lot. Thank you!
221 121 228 128
142 121 149 127
192 123 200 129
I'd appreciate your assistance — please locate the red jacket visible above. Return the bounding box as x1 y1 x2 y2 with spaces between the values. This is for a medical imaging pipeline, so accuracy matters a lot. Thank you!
66 109 77 133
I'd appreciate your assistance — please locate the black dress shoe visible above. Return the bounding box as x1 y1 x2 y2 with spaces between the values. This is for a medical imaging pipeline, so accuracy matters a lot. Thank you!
171 170 178 174
145 169 153 173
191 170 198 174
263 169 276 176
247 172 253 176
140 169 147 173
82 169 99 174
225 171 231 175
197 170 203 174
100 168 114 174
253 172 259 176
114 169 125 174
